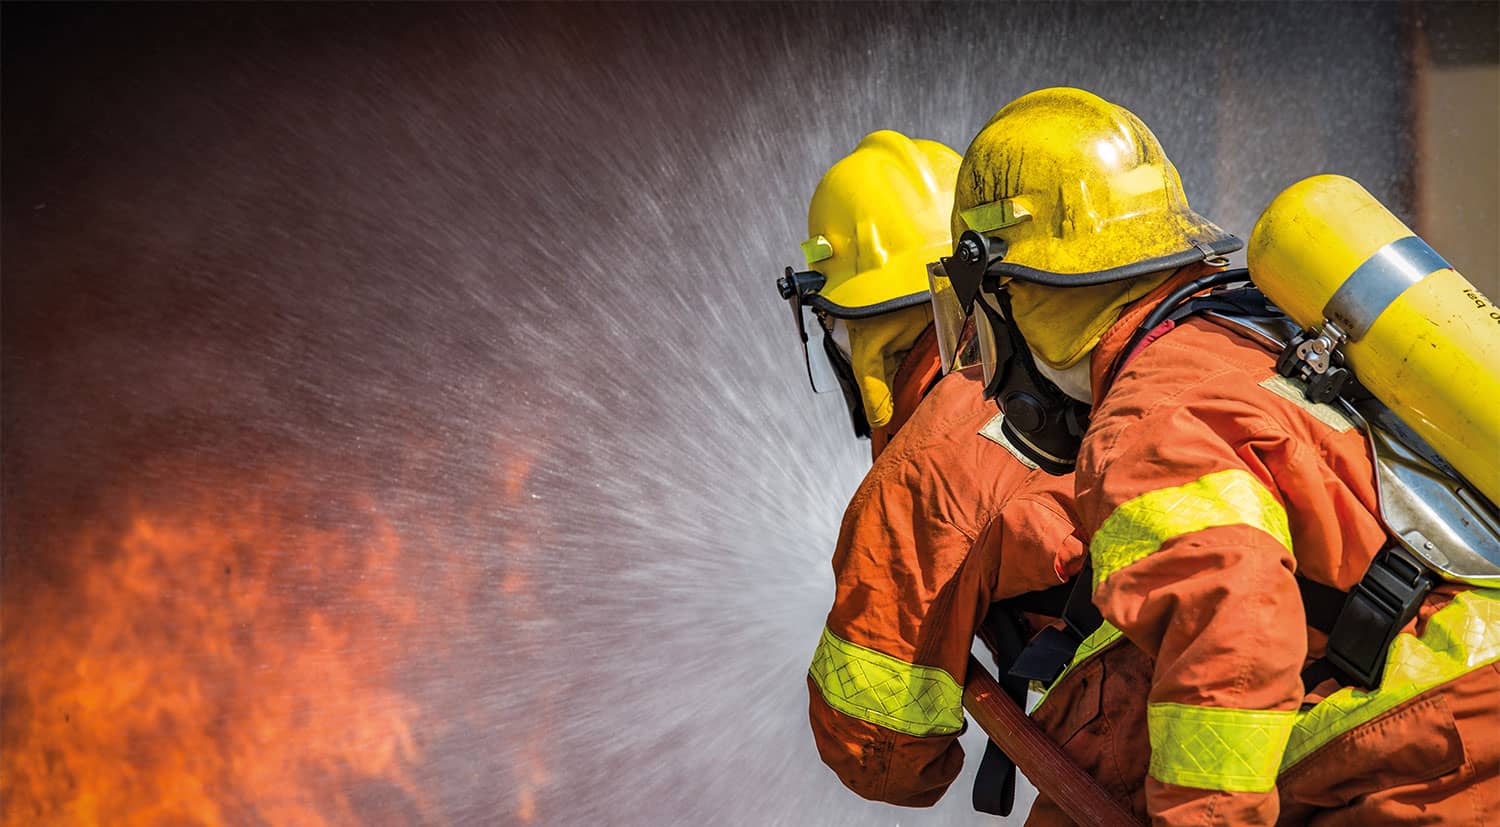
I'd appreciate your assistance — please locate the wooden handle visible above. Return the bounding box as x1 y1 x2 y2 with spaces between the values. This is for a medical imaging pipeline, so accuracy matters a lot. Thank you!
963 655 1141 826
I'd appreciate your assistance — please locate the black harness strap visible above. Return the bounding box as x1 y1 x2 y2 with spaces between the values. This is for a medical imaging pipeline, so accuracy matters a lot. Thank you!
1296 548 1436 691
1297 574 1346 636
1297 574 1353 691
973 572 1103 816
1004 564 1104 687
1003 580 1074 617
972 606 1033 817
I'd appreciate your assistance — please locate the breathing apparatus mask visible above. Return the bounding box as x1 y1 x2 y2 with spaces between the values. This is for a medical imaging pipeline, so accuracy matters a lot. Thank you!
941 231 1091 474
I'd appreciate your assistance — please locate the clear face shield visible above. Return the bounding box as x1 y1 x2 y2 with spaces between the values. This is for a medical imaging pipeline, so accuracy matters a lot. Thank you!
973 288 1012 395
926 261 983 375
931 244 1010 395
777 267 841 393
776 266 870 437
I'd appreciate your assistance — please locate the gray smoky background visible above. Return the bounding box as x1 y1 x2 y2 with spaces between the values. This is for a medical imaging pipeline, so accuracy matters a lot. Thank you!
3 3 1495 825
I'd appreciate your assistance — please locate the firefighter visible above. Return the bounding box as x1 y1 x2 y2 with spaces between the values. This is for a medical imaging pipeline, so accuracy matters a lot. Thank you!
948 86 1500 823
779 130 1146 820
776 130 958 457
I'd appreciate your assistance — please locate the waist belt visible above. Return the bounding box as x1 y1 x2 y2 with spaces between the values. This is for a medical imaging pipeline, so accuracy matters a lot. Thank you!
997 546 1434 693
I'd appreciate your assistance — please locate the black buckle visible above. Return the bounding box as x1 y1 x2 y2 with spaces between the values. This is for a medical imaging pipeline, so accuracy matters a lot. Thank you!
1008 626 1078 685
1325 547 1434 690
1004 569 1104 688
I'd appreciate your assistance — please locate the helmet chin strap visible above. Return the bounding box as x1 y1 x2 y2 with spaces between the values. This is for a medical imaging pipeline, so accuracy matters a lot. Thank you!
1033 354 1094 404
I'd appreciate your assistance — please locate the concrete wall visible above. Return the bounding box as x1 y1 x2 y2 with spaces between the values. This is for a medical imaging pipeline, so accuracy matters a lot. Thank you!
1414 3 1500 298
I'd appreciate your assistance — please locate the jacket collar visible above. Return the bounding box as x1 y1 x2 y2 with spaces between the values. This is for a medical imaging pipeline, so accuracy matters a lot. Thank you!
871 323 942 459
1088 264 1226 404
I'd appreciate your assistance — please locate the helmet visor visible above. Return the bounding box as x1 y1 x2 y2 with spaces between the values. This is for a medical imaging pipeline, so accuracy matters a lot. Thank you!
927 261 981 374
974 290 1015 399
778 267 841 394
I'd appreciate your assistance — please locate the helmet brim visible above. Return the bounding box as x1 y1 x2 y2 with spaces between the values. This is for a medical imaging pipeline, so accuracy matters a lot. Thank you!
996 234 1242 287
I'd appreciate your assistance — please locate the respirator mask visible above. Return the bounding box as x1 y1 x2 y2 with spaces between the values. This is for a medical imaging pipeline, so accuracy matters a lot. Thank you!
941 231 1091 474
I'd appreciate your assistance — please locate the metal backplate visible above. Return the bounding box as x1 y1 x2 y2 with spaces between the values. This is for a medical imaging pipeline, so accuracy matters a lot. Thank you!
1195 303 1500 586
1345 399 1500 587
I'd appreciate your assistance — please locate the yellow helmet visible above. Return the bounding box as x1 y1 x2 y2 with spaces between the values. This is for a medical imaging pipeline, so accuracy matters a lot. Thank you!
951 88 1240 368
952 87 1237 283
777 131 960 437
803 130 961 315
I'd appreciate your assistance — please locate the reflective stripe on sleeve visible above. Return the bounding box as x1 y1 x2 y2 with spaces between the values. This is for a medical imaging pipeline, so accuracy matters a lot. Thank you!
808 626 964 737
1090 469 1292 588
1282 588 1500 771
1148 702 1296 793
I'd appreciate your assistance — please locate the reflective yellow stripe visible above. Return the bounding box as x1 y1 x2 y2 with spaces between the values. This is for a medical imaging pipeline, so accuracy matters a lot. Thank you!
1033 621 1125 711
808 626 964 737
1282 588 1500 771
801 234 834 264
1091 469 1292 588
1148 703 1295 793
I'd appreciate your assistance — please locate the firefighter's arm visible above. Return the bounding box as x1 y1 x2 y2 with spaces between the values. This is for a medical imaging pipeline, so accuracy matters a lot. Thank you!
987 477 1087 600
1081 400 1306 825
806 477 979 806
806 466 1084 805
806 648 965 807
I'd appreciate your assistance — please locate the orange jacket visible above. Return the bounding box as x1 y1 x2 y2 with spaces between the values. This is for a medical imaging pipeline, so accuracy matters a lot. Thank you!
807 348 1085 806
1026 632 1153 826
1076 269 1500 824
869 324 944 460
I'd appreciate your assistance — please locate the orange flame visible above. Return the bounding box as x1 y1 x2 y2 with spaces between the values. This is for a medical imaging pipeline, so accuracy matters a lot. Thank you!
490 449 554 824
2 484 431 825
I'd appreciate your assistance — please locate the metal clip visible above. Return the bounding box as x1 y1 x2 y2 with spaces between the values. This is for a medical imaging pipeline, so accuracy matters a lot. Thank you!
1294 319 1347 375
1277 319 1352 403
1195 241 1230 268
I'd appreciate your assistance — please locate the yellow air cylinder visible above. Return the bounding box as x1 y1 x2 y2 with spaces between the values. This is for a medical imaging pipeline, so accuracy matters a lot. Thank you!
1249 174 1500 507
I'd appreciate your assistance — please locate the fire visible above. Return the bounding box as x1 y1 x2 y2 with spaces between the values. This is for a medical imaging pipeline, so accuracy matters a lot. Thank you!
491 449 553 824
2 481 431 825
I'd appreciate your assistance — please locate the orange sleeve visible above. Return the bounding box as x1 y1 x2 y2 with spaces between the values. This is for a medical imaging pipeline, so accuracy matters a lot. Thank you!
808 368 1079 807
986 471 1087 600
1077 327 1314 825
